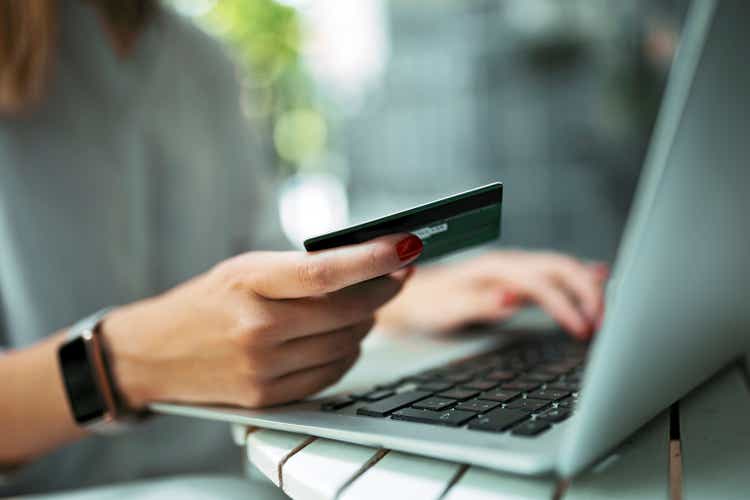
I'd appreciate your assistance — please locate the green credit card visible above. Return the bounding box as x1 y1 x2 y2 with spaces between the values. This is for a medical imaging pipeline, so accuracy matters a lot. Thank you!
304 182 502 262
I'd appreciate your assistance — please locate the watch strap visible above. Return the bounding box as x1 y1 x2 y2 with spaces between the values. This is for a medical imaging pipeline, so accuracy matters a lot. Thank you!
62 308 148 433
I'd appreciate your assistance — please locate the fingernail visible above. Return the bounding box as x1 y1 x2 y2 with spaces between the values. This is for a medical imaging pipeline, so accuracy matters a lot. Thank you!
396 235 423 262
500 291 519 307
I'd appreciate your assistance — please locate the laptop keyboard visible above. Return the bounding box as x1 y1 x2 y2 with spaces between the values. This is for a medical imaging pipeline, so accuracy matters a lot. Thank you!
321 337 586 438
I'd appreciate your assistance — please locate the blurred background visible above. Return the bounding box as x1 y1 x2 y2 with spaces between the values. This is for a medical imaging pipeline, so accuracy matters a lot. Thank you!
170 0 686 262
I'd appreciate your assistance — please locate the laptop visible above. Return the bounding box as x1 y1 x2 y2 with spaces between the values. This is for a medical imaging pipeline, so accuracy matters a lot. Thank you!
153 0 750 477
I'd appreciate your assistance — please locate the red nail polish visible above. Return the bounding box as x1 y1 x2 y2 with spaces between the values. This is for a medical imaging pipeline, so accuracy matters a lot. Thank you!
500 291 519 306
396 235 423 262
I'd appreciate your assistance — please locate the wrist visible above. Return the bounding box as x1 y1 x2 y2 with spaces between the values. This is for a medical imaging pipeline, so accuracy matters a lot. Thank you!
100 302 160 411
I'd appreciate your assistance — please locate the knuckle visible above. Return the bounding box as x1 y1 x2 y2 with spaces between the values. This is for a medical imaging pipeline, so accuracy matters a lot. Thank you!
240 386 268 408
211 258 236 278
297 258 333 294
367 241 392 273
554 254 579 272
234 310 279 347
251 384 273 406
213 255 248 283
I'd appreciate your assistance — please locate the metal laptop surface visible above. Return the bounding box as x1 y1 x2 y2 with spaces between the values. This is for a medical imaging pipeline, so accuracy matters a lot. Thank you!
153 0 750 477
560 0 750 476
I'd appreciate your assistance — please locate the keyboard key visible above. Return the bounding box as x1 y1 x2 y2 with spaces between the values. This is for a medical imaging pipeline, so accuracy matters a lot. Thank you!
501 381 541 392
536 408 571 422
538 361 579 375
512 420 551 437
437 388 480 401
417 381 454 393
391 408 476 427
545 382 579 392
506 360 529 371
360 390 396 402
503 398 550 413
467 408 528 432
375 379 406 390
408 373 441 383
520 372 558 383
442 372 474 384
461 359 499 373
455 399 501 413
479 390 521 403
461 379 498 391
412 397 455 411
357 391 431 417
321 396 354 411
527 389 570 401
485 370 516 382
556 398 575 409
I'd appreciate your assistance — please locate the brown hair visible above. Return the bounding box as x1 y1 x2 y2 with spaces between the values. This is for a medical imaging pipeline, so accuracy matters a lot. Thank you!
0 0 155 114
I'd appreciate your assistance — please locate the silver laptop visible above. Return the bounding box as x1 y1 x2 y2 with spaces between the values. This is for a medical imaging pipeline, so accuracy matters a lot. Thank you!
153 0 750 477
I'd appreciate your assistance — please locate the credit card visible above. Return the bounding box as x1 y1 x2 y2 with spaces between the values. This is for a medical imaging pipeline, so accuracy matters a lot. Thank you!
304 182 502 262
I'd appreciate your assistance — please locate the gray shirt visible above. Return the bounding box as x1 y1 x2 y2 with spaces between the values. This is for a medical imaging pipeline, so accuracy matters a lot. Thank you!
0 2 267 494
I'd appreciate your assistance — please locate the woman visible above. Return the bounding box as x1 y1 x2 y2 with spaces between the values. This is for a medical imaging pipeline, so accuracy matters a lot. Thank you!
0 0 605 495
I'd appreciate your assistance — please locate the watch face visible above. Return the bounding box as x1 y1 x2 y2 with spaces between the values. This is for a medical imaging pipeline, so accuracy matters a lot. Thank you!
59 337 106 423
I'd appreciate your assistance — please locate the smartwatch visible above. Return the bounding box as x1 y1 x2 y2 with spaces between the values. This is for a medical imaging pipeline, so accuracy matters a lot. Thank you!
57 308 143 433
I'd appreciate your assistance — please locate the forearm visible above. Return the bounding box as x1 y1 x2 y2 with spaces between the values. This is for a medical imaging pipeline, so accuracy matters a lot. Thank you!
0 331 87 467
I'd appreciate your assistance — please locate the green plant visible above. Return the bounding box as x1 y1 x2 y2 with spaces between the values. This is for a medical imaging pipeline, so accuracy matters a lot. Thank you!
198 0 328 174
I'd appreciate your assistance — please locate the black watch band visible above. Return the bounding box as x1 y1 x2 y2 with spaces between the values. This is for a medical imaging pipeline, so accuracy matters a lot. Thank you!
58 308 146 433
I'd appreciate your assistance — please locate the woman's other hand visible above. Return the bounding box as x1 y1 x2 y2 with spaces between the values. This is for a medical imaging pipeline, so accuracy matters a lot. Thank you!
377 250 608 339
101 234 423 411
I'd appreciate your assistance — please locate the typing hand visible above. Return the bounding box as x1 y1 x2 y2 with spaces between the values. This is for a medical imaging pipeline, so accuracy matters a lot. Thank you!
377 250 607 340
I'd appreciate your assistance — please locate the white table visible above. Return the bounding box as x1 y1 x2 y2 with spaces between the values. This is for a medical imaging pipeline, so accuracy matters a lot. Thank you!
233 322 750 500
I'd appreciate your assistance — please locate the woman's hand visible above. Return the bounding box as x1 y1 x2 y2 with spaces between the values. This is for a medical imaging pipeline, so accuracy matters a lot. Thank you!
377 250 608 339
101 233 423 410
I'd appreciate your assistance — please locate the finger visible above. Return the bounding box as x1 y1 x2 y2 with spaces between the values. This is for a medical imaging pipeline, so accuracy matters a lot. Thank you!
269 319 374 377
390 265 415 283
266 276 403 341
589 262 610 282
461 288 520 322
550 258 603 322
431 287 521 333
247 233 423 299
520 279 591 339
259 351 360 407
